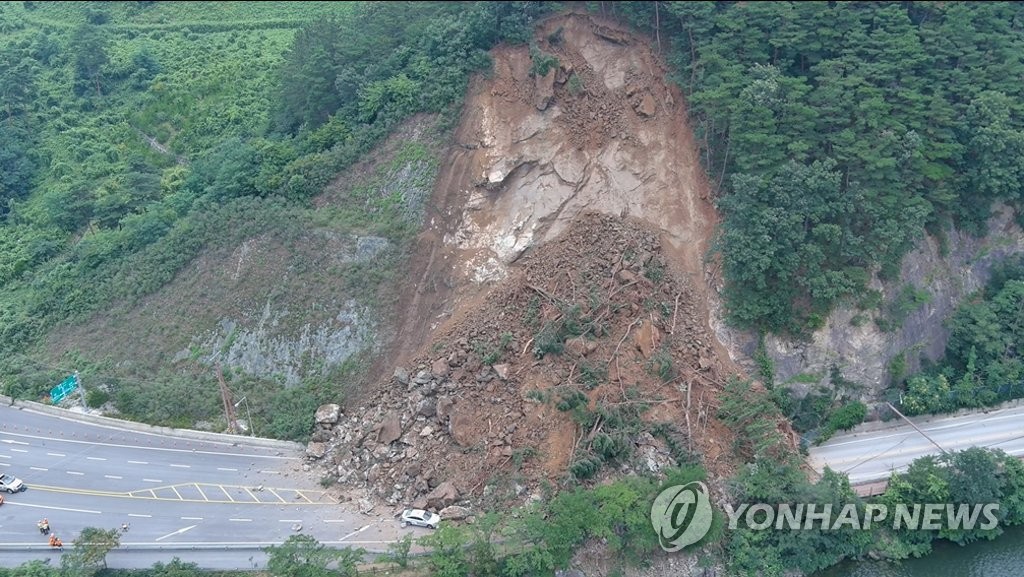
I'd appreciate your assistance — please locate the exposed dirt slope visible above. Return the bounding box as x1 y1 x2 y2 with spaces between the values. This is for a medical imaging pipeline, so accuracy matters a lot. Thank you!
386 12 726 373
313 13 754 513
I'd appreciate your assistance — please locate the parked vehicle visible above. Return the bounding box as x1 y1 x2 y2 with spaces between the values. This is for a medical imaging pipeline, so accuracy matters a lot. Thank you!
400 508 441 529
0 473 25 493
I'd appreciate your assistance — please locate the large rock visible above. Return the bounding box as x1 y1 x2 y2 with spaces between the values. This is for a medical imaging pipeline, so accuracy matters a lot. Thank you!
425 481 460 510
634 92 657 117
436 396 456 423
439 505 472 521
376 413 403 445
431 358 451 379
315 403 341 425
634 321 661 359
448 405 477 447
305 442 327 459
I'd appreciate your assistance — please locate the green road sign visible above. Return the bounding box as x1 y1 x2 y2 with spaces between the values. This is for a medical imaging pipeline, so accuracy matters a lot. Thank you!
50 374 78 403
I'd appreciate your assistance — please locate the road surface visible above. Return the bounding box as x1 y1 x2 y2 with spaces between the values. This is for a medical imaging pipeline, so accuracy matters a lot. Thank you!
809 403 1024 485
0 403 419 569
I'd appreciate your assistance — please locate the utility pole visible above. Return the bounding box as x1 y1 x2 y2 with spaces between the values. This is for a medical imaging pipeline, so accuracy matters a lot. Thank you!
216 364 239 434
886 402 948 455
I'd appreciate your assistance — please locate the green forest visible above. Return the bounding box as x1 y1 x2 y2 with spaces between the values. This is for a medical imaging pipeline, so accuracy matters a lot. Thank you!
0 1 547 436
613 1 1024 335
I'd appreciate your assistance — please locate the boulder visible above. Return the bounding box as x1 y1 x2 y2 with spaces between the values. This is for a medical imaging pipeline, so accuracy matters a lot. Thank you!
417 398 437 418
448 406 477 447
393 367 410 385
439 505 472 521
635 92 657 117
431 358 451 379
305 442 327 459
425 481 460 510
315 403 341 425
436 396 456 423
419 425 435 437
377 413 403 445
634 321 662 359
493 363 511 380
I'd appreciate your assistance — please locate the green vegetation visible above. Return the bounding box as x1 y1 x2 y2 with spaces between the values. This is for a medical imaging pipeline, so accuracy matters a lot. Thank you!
898 258 1024 414
0 558 247 577
612 1 1024 335
417 466 721 576
0 1 548 439
264 535 363 577
719 378 1024 574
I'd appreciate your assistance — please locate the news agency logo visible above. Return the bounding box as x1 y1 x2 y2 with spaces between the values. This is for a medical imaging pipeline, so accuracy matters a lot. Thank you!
650 481 714 552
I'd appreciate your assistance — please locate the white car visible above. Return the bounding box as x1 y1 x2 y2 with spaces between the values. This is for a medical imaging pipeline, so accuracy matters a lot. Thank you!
400 508 441 529
0 473 26 493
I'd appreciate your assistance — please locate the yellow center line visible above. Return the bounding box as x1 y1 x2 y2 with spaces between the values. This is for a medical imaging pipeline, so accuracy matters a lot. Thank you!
243 486 258 502
171 485 183 500
196 483 209 502
295 490 314 504
219 485 235 502
267 488 286 504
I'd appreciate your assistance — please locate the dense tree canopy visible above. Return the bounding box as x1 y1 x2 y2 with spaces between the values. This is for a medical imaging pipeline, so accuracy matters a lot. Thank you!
616 1 1024 334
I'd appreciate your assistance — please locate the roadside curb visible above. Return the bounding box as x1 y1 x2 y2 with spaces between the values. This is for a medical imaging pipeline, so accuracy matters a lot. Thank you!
0 395 303 452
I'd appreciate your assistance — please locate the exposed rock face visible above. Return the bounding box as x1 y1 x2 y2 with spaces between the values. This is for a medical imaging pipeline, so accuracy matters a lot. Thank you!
195 299 375 386
444 14 713 290
713 205 1024 399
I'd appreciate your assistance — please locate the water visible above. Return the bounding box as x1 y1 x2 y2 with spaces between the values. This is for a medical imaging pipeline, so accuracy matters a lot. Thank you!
820 525 1024 576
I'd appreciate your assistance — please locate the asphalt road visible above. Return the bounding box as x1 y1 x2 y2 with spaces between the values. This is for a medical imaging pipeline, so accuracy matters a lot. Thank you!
809 404 1024 484
0 403 420 569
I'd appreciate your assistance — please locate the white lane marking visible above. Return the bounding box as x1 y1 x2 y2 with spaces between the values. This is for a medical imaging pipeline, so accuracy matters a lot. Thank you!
6 502 101 514
128 461 149 465
1 430 295 460
229 518 252 522
11 448 28 453
142 478 163 483
66 471 84 476
324 519 346 523
128 513 152 518
217 467 237 472
279 519 303 523
104 475 123 480
259 470 281 475
339 525 371 541
0 462 8 467
155 524 197 542
1 439 29 445
30 467 48 471
47 452 66 457
86 456 107 461
169 464 191 468
180 516 204 520
0 454 10 459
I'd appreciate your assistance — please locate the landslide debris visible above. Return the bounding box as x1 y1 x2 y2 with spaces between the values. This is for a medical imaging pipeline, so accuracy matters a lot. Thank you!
310 215 739 513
